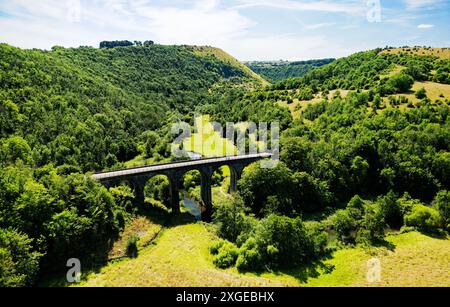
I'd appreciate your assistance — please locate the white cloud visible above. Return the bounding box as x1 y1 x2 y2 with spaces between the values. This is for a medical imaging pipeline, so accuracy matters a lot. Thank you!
403 0 442 9
232 0 365 14
1 0 443 62
132 3 254 46
304 22 336 30
417 23 434 28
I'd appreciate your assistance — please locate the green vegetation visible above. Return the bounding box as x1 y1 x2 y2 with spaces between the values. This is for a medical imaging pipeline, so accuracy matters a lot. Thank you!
1 42 449 286
207 48 450 275
74 217 449 287
125 235 139 258
0 42 270 285
246 59 334 82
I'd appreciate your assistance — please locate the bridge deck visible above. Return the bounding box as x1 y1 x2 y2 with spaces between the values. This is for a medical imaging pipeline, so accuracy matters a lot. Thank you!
91 153 272 181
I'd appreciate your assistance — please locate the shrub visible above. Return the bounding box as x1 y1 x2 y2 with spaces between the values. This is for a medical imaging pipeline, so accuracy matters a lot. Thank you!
305 222 328 254
213 198 253 242
297 87 314 101
254 215 319 267
235 237 264 271
0 229 41 287
238 162 295 216
293 172 334 212
434 190 450 230
347 195 365 220
212 242 239 269
404 205 442 232
332 209 357 243
126 235 139 258
397 193 422 216
356 203 386 244
376 191 402 228
209 240 225 255
415 88 427 99
303 100 327 121
263 195 295 216
387 74 414 93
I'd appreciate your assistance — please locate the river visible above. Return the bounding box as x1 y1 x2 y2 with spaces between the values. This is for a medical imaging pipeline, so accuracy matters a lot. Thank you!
182 197 202 221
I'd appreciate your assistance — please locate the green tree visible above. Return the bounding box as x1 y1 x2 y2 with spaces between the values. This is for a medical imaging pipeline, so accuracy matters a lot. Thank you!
434 190 450 230
238 162 295 216
0 229 41 287
415 88 427 99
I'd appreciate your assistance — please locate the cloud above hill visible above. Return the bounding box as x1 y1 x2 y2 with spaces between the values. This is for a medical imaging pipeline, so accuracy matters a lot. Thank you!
0 0 448 61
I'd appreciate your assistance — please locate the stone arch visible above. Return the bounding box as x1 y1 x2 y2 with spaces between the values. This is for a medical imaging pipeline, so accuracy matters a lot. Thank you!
144 173 172 209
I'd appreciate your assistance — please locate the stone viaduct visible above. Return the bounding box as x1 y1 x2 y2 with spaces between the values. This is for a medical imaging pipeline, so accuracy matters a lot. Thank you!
91 153 272 221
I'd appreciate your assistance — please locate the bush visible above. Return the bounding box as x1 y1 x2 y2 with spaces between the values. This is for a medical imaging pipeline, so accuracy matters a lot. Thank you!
305 222 328 254
0 229 41 287
297 87 314 101
386 74 414 93
238 162 295 216
235 237 264 271
213 198 253 242
212 242 239 269
347 195 365 220
376 191 402 228
356 203 386 244
415 88 427 99
293 172 334 212
145 176 170 206
232 215 328 271
404 205 442 232
125 235 139 258
397 193 422 216
209 240 225 255
253 215 319 267
434 190 450 230
331 209 357 243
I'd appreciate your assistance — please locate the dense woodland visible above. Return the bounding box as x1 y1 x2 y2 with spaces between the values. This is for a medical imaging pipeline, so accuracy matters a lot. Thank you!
0 43 449 285
246 58 334 82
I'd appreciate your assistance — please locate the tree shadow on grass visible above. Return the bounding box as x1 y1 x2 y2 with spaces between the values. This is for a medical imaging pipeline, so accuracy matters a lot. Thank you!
370 238 396 252
165 211 198 228
242 251 336 284
419 229 449 240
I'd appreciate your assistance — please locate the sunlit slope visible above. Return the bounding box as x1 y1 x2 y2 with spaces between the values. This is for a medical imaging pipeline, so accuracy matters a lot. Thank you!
381 47 450 59
78 223 450 287
192 46 269 86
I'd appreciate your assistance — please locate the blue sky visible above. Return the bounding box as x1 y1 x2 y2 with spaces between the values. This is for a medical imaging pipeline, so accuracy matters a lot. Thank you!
0 0 448 61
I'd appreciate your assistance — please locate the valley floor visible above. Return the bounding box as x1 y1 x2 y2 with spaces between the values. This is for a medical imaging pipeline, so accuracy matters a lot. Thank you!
76 215 450 287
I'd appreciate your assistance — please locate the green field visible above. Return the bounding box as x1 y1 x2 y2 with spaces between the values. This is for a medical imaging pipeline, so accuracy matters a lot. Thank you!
76 214 450 287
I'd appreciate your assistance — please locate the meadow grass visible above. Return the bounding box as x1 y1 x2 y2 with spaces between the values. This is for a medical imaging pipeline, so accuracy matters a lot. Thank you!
78 219 286 287
77 217 450 287
108 215 165 259
395 81 450 105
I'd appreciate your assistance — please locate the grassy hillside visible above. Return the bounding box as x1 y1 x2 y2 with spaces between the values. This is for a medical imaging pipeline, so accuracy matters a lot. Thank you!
266 48 450 118
381 47 450 59
74 215 449 287
193 46 269 86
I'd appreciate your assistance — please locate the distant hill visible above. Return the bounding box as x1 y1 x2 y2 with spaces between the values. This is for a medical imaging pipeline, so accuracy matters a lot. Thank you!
192 46 269 86
263 47 450 118
381 47 450 59
245 58 334 82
